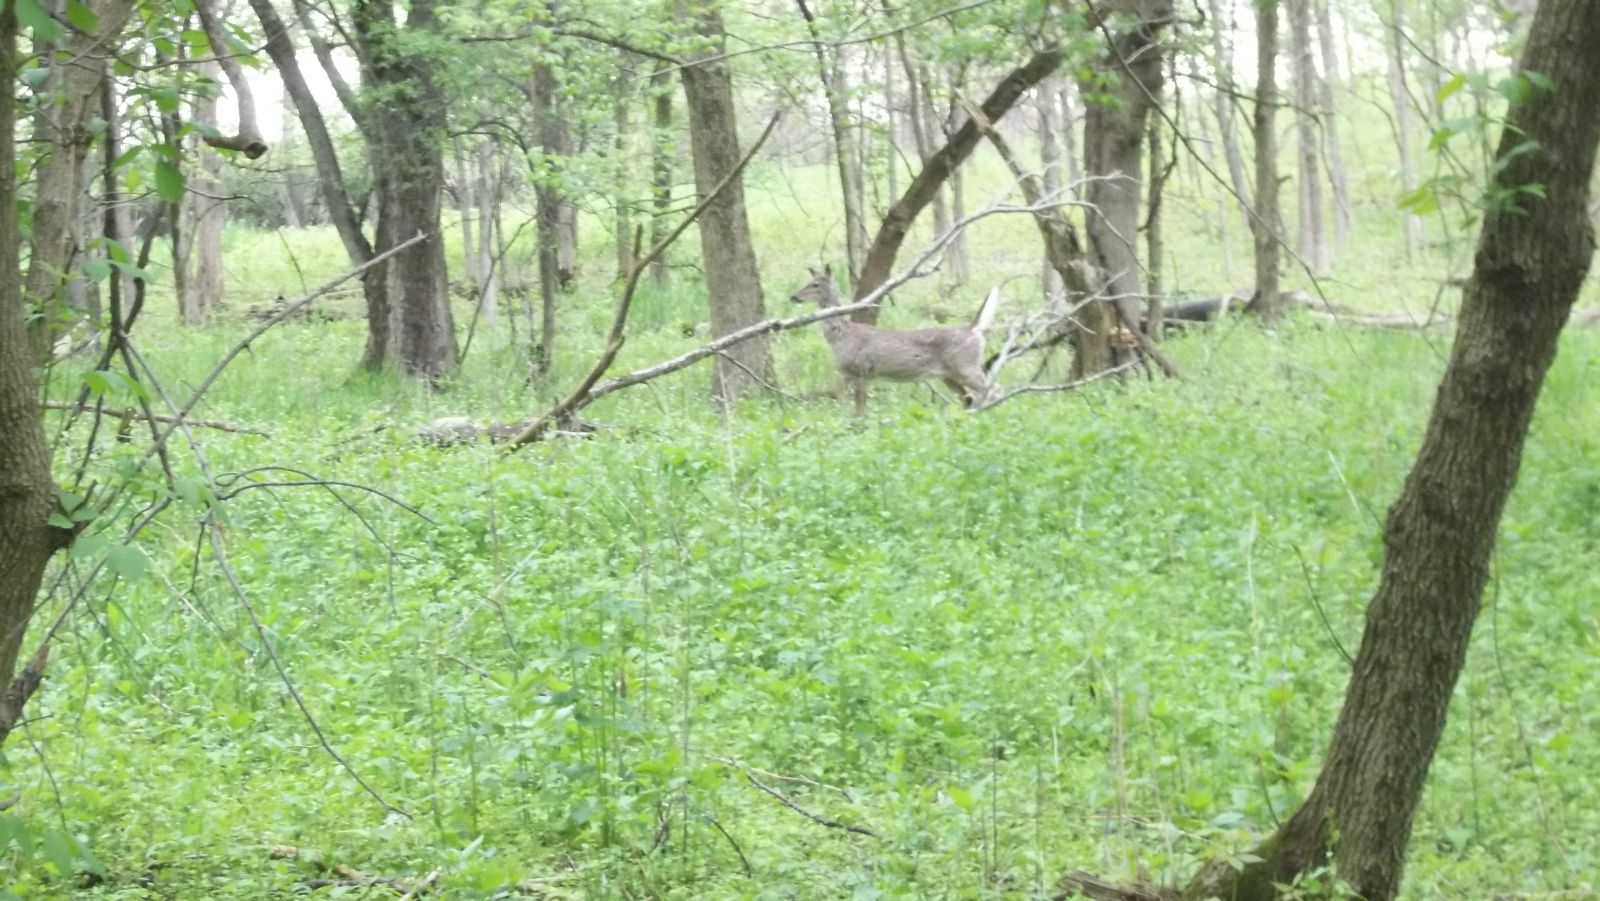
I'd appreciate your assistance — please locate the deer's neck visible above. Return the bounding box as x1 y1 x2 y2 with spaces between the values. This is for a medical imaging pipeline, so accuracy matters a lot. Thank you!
816 285 855 343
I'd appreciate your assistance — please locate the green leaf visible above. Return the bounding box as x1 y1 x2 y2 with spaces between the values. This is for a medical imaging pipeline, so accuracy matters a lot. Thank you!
106 545 149 581
15 0 60 41
1435 72 1467 105
155 160 185 202
41 829 74 876
80 257 111 282
1524 70 1554 92
64 0 97 32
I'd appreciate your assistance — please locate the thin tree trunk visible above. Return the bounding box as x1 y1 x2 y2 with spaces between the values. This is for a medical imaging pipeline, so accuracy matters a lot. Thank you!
476 142 497 324
454 140 478 288
1038 81 1064 303
532 50 562 376
1146 105 1166 339
1189 3 1600 896
885 43 899 204
1314 0 1354 251
937 67 970 285
797 0 867 287
1206 0 1253 223
901 59 950 245
613 67 633 282
1289 0 1328 273
1388 0 1424 259
1058 81 1081 188
250 0 387 365
680 5 776 401
182 62 225 326
649 63 673 287
1190 55 1235 282
1246 0 1284 319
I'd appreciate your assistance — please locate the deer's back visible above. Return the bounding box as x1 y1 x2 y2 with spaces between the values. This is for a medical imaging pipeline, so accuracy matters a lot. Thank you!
825 322 981 381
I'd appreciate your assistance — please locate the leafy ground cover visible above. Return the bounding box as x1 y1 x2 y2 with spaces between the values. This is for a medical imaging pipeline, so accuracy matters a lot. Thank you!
6 125 1599 895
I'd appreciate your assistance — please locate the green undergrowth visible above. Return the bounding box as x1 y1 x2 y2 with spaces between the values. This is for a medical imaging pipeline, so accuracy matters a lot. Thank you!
6 304 1599 898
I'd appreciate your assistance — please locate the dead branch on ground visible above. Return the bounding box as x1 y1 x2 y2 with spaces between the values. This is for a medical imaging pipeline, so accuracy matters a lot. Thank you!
43 401 270 436
745 772 880 839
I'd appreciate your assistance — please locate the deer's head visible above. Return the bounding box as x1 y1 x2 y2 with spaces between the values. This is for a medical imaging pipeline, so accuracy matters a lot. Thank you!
790 265 838 307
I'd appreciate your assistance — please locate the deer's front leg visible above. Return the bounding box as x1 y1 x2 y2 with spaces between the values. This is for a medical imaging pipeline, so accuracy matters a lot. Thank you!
852 378 868 416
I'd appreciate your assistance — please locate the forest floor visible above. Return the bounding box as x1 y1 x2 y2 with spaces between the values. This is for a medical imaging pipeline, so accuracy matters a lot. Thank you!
8 153 1600 898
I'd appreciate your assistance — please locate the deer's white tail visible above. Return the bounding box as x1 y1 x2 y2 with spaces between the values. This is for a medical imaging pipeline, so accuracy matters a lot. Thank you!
970 287 1000 334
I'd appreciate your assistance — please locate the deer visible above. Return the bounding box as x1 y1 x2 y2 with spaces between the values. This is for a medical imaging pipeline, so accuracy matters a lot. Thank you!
790 265 999 415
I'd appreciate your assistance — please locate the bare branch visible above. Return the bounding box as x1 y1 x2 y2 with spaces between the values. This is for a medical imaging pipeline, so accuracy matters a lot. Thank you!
745 773 879 839
194 0 269 158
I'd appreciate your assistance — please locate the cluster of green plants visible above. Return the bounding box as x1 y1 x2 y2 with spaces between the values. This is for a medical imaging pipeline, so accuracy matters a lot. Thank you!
7 86 1599 897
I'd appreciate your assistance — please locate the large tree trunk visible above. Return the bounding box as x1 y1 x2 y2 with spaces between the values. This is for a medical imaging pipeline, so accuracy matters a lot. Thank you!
1313 0 1354 252
1206 0 1253 224
1075 0 1171 375
680 6 776 401
1246 0 1284 319
1288 0 1328 273
797 0 867 287
855 46 1067 318
1388 0 1424 260
1188 2 1600 897
356 0 457 381
0 0 70 713
250 0 388 365
24 0 135 360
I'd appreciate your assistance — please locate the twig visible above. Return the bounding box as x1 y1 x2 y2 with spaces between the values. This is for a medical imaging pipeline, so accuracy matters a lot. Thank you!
973 360 1138 412
44 400 270 436
745 773 879 839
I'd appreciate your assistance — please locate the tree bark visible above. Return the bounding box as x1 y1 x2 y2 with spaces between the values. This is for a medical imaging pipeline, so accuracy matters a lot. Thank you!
1205 0 1253 224
1188 1 1600 896
1058 81 1082 188
649 63 674 287
1313 0 1354 251
1145 103 1166 340
1388 0 1424 260
941 67 970 287
476 142 498 324
1246 0 1284 319
0 0 71 709
453 141 478 288
613 67 633 282
1077 0 1171 373
1288 0 1328 273
797 0 867 287
355 0 457 381
23 0 135 359
194 0 268 158
855 45 1067 318
1038 81 1064 303
181 61 226 327
532 47 564 376
680 5 776 401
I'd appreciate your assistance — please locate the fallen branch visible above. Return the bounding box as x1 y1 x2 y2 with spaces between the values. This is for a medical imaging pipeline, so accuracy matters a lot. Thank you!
44 401 270 436
0 645 50 746
499 188 1072 447
974 359 1139 412
745 772 879 839
509 109 786 447
1054 870 1177 901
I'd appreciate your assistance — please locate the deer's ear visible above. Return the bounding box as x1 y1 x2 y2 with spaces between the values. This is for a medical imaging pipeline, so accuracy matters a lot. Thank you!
807 265 821 278
824 263 833 278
